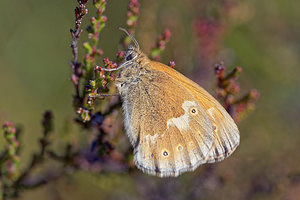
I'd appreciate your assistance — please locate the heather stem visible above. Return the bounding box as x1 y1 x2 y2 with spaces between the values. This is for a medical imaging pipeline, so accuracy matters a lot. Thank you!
70 1 88 110
0 151 5 200
12 111 53 192
0 180 3 200
214 62 258 121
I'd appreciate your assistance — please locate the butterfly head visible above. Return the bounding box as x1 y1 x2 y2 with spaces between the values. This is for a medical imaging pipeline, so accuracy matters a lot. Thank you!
124 45 139 63
119 28 150 69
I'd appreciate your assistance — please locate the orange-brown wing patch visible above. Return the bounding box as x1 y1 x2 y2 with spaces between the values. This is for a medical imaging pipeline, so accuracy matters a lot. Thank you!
149 62 240 163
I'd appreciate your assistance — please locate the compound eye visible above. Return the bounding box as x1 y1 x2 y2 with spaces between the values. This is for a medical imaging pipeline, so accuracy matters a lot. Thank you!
126 54 133 61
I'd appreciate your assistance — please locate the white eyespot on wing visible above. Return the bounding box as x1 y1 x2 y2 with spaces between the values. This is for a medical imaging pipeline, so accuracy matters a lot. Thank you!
166 100 198 131
177 145 183 151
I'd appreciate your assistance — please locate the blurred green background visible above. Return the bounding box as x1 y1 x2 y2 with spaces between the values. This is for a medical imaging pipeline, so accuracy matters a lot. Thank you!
1 0 300 199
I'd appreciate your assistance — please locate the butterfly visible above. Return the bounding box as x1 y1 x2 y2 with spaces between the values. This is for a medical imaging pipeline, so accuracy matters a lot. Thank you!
105 28 239 177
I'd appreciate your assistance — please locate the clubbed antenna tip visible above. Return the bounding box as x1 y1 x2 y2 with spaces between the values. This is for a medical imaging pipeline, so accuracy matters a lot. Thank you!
119 27 140 50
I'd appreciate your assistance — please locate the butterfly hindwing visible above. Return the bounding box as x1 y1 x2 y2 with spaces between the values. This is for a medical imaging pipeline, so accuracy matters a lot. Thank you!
150 62 240 163
121 66 217 177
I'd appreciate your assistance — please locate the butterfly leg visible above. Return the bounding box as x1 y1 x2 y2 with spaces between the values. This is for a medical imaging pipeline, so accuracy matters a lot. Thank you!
102 64 125 72
88 93 119 98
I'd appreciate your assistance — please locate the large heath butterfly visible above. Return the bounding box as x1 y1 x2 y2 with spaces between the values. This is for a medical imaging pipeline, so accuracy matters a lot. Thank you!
106 28 239 177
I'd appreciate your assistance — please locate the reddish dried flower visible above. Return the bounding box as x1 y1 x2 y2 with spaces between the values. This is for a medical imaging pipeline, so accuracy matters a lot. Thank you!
77 107 84 114
90 17 96 23
127 11 133 18
168 61 176 68
249 89 259 100
95 65 102 71
229 83 240 94
78 0 89 4
103 57 117 69
101 15 107 22
99 70 105 77
116 51 125 63
215 62 225 77
103 57 109 63
97 49 104 56
161 29 171 41
3 121 16 134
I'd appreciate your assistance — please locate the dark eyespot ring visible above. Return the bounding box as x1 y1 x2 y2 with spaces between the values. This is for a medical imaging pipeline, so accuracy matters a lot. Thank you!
190 107 198 115
126 54 133 61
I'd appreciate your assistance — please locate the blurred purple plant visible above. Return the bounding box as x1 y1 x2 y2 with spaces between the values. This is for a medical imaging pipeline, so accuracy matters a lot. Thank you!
193 0 235 69
194 18 224 68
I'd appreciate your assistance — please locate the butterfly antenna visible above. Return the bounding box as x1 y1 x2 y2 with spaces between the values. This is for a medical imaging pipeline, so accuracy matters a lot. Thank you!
119 27 140 50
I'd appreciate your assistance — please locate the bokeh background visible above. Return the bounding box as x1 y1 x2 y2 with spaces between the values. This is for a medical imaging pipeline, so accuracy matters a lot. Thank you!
1 0 300 199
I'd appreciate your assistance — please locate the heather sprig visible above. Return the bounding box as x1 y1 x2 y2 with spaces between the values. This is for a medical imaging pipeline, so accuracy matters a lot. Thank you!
1 122 20 186
12 111 53 192
215 62 259 122
83 0 107 73
122 0 140 48
70 0 89 110
76 0 111 123
126 0 139 31
77 0 142 123
149 29 172 61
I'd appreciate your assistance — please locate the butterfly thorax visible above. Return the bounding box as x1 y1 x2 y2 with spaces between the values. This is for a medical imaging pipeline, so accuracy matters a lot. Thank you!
115 48 151 96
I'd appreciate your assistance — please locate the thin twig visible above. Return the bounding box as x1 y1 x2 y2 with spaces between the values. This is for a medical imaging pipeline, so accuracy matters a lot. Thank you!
12 111 53 191
70 1 88 107
0 151 7 166
21 171 64 189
